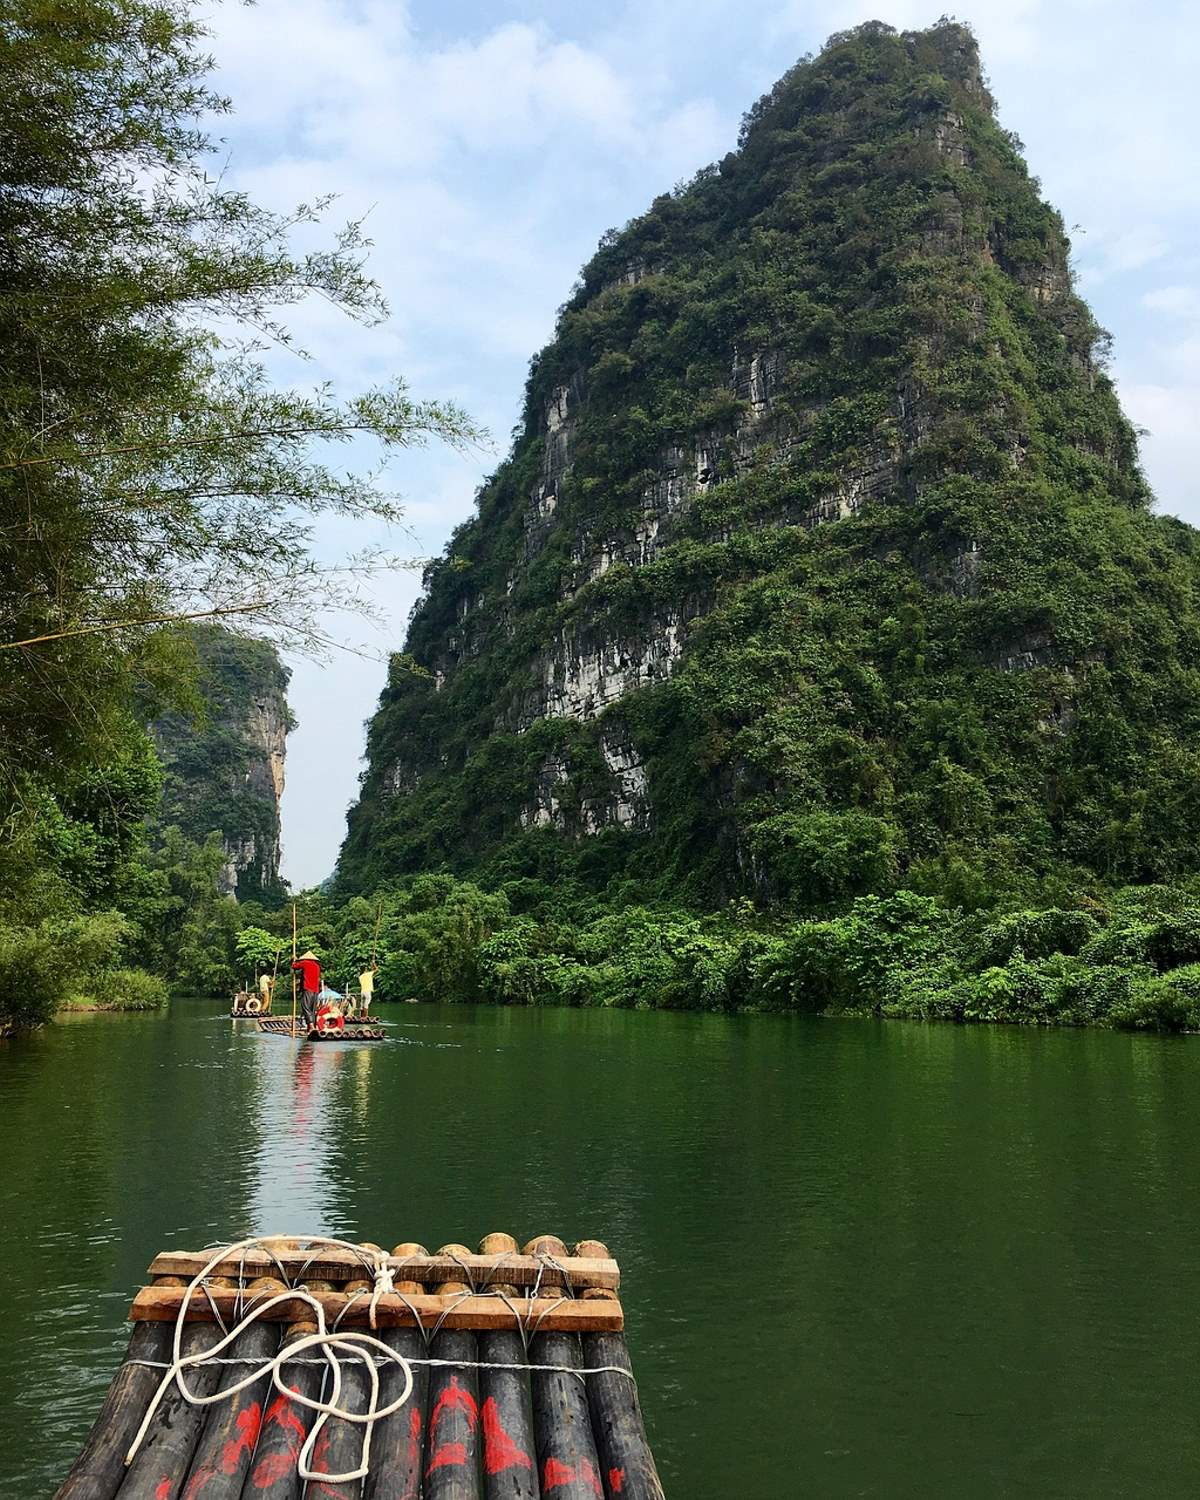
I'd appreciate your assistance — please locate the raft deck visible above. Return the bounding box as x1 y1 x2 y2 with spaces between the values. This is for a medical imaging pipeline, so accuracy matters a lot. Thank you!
55 1232 664 1499
256 1014 387 1041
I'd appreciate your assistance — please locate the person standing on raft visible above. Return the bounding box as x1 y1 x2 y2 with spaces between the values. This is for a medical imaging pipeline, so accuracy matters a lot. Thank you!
257 970 274 1011
358 962 378 1019
291 950 321 1027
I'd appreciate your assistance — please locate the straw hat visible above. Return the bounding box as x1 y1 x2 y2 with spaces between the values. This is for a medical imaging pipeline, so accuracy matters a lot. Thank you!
299 950 319 960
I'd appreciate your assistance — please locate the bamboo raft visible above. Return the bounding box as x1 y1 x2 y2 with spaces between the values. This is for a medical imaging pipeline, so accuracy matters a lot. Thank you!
54 1232 664 1499
230 990 267 1018
256 1015 387 1042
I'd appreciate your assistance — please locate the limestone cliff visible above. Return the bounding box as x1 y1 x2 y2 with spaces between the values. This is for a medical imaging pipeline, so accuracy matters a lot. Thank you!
152 625 292 900
339 21 1200 907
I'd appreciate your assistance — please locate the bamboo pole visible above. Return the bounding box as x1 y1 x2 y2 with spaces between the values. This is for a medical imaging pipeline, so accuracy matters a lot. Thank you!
290 902 298 1038
370 902 383 967
477 1233 537 1500
177 1279 285 1499
115 1289 234 1499
243 1286 331 1500
363 1243 430 1500
363 900 383 1019
53 1322 173 1500
268 939 283 1015
425 1243 482 1500
576 1242 665 1500
305 1269 377 1495
527 1235 604 1500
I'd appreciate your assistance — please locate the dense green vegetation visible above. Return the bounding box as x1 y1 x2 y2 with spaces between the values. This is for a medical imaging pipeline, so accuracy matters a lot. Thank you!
6 14 1200 1038
223 873 1200 1032
0 0 470 1032
340 21 1200 932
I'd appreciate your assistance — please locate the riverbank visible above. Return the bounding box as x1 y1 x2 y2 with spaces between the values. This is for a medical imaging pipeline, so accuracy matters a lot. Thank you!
236 874 1200 1034
10 874 1200 1038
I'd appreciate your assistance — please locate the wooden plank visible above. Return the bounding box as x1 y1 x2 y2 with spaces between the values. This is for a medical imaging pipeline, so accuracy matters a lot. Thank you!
128 1286 624 1334
147 1248 621 1292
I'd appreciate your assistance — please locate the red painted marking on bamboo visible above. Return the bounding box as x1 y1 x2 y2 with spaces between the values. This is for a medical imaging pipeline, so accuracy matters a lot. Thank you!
221 1402 262 1473
609 1466 626 1493
263 1388 307 1445
182 1469 208 1499
425 1374 477 1475
155 1480 172 1500
306 1427 355 1497
394 1405 422 1500
427 1440 469 1474
543 1456 603 1496
429 1377 477 1434
481 1396 533 1475
251 1387 309 1489
250 1451 295 1489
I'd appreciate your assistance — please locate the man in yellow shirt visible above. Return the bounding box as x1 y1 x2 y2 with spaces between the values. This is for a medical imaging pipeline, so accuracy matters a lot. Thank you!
358 963 378 1018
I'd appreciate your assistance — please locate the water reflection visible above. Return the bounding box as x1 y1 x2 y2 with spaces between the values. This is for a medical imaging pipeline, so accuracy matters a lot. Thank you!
2 1003 1200 1500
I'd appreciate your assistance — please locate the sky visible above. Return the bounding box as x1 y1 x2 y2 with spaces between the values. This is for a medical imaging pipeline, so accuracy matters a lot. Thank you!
203 0 1200 887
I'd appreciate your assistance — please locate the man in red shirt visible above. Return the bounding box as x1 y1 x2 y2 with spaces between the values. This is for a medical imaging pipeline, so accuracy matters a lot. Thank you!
291 950 322 1027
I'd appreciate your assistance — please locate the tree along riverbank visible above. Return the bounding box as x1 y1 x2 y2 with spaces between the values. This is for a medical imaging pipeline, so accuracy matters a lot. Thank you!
230 874 1200 1033
10 870 1200 1037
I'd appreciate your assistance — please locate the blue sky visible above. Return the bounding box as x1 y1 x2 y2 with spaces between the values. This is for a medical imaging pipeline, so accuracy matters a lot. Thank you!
204 0 1200 885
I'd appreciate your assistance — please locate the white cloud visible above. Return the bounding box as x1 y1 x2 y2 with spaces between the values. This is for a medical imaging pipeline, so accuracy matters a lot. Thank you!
1143 285 1200 319
1119 378 1200 526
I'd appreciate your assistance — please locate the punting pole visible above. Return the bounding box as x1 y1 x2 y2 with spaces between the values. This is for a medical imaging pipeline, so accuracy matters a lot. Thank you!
476 1232 537 1500
268 940 283 1015
53 1320 174 1500
177 1278 286 1500
241 1277 334 1500
116 1280 236 1500
290 902 298 1039
362 1243 430 1500
526 1235 605 1500
424 1243 482 1500
576 1242 665 1500
370 902 383 968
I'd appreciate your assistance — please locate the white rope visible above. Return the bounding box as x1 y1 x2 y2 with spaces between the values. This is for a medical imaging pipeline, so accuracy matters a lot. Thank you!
124 1236 415 1484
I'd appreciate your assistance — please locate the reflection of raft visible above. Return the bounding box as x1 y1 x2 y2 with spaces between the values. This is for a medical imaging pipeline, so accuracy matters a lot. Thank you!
256 1014 386 1041
54 1232 664 1499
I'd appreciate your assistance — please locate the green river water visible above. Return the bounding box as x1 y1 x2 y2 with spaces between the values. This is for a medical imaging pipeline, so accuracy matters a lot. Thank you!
1 999 1198 1497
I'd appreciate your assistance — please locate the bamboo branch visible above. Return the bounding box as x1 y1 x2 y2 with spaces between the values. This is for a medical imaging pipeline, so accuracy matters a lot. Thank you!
0 600 274 650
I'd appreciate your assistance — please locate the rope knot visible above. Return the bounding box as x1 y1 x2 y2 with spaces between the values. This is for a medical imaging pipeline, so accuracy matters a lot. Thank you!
369 1255 395 1328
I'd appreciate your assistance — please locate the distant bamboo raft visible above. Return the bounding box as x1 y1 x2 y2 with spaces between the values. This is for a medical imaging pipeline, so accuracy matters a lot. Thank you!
256 1014 387 1041
229 990 264 1018
54 1233 664 1499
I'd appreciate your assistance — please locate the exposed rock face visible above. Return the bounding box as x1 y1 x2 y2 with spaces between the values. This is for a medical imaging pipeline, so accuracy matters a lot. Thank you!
337 21 1172 901
152 626 293 900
